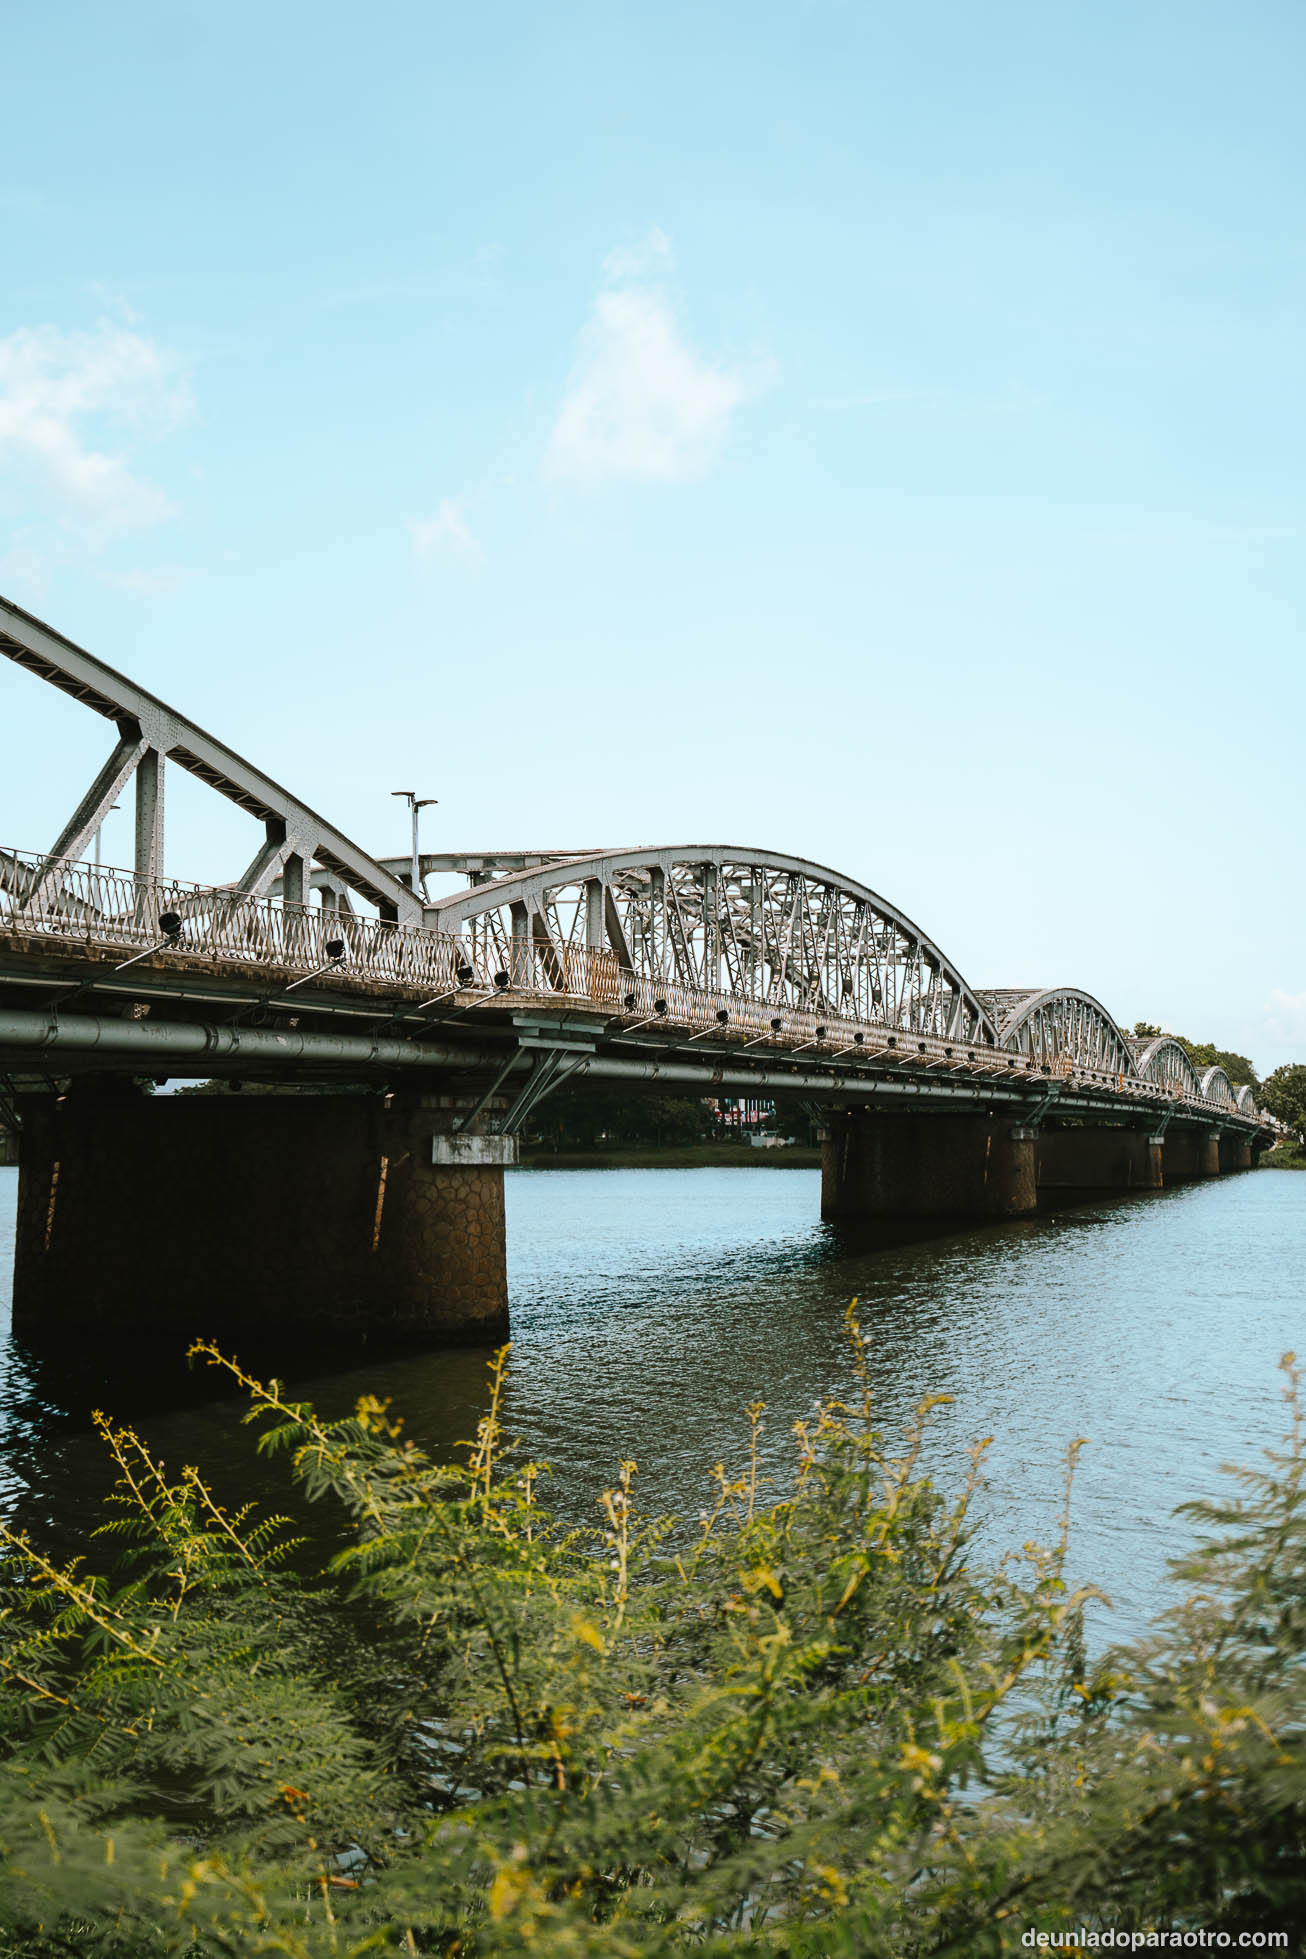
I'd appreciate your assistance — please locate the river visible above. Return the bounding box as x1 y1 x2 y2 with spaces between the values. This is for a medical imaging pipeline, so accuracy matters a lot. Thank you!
0 1162 1301 1645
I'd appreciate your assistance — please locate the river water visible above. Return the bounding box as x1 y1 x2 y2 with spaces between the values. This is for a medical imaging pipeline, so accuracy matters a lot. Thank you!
0 1163 1301 1645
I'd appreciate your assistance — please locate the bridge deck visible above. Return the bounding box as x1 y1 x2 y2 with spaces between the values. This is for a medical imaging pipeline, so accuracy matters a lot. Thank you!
0 847 1270 1139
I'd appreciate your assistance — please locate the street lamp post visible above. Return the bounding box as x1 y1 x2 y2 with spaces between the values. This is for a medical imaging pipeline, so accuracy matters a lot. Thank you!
391 790 437 900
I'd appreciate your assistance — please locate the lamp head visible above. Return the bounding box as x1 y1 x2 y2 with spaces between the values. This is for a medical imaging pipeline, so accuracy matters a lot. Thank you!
158 911 182 941
325 938 346 962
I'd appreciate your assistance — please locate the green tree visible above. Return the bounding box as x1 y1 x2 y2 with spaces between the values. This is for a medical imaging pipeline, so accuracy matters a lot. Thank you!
534 1085 714 1149
1177 1038 1259 1088
1262 1062 1306 1142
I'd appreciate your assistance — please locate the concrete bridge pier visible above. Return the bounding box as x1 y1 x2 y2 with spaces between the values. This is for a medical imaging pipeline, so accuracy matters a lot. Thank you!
1161 1126 1221 1181
12 1082 514 1344
1219 1134 1254 1172
821 1111 1038 1221
1035 1124 1164 1192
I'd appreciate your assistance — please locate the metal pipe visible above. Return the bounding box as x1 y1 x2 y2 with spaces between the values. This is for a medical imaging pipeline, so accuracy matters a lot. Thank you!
0 1007 1272 1130
0 1006 491 1074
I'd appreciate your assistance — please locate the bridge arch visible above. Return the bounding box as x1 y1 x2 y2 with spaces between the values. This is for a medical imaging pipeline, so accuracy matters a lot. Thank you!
976 988 1136 1074
1200 1065 1239 1112
1132 1036 1204 1100
1235 1083 1260 1116
426 845 998 1044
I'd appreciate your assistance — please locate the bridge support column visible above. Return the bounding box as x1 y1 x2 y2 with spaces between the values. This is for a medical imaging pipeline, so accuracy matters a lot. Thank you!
1035 1125 1164 1191
1162 1127 1220 1181
12 1083 513 1344
1219 1135 1253 1172
821 1112 1037 1221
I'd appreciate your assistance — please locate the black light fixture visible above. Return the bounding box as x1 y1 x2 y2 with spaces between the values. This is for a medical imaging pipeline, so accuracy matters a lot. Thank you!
622 996 670 1034
623 991 638 1011
792 1021 829 1056
399 956 483 1020
281 936 350 993
743 1011 785 1049
494 971 511 990
113 909 186 971
687 1006 731 1043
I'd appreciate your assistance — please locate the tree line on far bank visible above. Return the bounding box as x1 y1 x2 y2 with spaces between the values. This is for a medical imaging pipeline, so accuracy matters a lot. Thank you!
531 1089 813 1152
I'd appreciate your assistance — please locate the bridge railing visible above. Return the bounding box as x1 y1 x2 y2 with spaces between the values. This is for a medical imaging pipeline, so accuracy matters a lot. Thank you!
0 847 468 994
487 939 1195 1102
0 846 1265 1124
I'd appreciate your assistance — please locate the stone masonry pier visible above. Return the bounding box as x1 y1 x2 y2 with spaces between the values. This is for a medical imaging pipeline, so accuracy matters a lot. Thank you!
13 1083 514 1342
821 1111 1038 1221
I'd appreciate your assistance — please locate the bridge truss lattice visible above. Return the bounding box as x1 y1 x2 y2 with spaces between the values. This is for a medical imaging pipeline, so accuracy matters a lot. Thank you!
430 849 997 1047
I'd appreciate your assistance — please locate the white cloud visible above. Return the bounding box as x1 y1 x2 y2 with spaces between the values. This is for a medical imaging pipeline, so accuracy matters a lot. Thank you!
600 225 672 285
409 496 481 566
546 235 772 485
1265 989 1306 1045
0 318 189 551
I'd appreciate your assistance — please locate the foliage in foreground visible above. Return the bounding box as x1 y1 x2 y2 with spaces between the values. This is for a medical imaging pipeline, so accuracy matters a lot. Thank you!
2 1319 1306 1954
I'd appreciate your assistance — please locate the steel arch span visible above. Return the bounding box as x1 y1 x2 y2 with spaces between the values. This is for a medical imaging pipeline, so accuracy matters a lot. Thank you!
1133 1036 1204 1100
426 846 999 1046
974 987 1137 1076
1200 1065 1239 1113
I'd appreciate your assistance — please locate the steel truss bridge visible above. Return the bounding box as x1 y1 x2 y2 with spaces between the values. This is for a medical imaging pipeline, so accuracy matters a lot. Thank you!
0 594 1270 1147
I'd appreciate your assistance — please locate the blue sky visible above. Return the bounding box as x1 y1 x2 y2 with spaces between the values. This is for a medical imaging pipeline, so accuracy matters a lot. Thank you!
1 2 1302 1070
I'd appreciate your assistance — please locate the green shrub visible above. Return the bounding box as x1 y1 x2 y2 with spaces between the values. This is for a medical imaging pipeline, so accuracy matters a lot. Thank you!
2 1313 1305 1953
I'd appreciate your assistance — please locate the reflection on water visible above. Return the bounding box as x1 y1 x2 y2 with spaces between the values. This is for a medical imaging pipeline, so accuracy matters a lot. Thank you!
1 1162 1302 1642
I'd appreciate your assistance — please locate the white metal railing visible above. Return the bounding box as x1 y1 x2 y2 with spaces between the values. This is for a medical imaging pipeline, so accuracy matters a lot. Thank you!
0 846 1264 1123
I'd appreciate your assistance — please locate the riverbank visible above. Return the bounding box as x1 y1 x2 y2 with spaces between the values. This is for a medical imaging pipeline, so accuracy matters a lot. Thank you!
519 1141 821 1169
1261 1141 1306 1169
